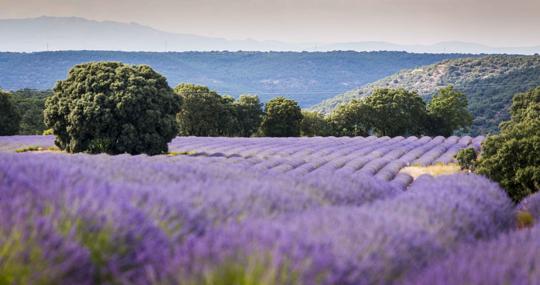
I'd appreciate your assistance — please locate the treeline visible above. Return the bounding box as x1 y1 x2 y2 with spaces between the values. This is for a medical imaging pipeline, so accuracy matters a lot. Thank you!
0 87 472 139
0 85 472 138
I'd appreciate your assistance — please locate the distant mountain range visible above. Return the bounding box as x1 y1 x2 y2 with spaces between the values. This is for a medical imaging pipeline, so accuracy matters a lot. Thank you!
0 51 470 107
310 55 540 135
1 17 539 54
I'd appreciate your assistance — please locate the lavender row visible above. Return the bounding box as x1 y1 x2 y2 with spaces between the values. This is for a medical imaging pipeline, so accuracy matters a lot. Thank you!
405 225 540 285
174 174 514 285
0 151 402 284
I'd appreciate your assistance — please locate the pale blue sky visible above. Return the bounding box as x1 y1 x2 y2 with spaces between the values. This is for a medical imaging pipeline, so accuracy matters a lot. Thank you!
0 0 539 46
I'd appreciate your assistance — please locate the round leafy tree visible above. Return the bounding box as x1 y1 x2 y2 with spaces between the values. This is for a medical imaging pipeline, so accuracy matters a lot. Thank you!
328 99 373 137
300 111 333 137
174 84 235 136
0 90 20 135
476 87 540 201
260 97 303 137
44 62 181 155
426 86 473 136
363 88 427 136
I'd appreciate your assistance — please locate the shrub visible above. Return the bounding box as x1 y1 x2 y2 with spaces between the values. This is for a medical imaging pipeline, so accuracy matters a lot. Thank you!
0 90 21 135
456 148 477 171
44 62 181 155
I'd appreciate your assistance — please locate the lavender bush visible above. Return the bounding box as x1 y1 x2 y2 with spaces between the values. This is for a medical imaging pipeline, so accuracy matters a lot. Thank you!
405 225 540 285
173 174 514 285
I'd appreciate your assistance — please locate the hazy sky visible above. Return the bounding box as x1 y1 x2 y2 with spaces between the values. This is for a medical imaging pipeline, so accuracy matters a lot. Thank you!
1 0 539 46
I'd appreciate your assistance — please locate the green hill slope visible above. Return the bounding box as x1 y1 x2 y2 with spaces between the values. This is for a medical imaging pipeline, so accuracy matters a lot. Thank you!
310 55 540 135
0 51 469 107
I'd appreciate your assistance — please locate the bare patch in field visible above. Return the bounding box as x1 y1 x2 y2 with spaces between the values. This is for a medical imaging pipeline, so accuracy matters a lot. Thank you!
400 163 462 179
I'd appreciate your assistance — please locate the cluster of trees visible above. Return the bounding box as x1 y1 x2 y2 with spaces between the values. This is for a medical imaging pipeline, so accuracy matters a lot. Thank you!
33 62 305 154
175 84 303 137
174 85 472 138
458 86 540 202
327 86 472 137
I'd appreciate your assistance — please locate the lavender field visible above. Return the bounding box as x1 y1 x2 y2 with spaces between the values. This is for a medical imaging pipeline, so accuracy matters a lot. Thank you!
0 135 538 285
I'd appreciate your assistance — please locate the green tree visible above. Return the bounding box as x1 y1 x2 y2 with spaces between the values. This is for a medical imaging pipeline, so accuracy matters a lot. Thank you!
260 97 303 137
300 111 333 137
220 95 240 136
233 95 264 137
44 62 180 155
426 86 473 136
175 84 236 136
328 100 373 136
10 89 51 135
475 87 540 201
363 88 427 136
0 90 20 135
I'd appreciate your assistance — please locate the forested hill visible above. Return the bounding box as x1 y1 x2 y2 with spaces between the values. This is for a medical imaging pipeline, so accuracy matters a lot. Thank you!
310 55 540 135
0 51 469 107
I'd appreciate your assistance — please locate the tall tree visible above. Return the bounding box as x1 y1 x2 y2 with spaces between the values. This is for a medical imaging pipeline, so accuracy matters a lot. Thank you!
233 95 264 137
0 90 20 135
260 97 303 137
426 86 472 136
363 88 427 136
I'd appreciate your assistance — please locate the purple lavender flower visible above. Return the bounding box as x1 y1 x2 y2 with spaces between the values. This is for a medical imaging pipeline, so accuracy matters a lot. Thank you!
404 226 540 285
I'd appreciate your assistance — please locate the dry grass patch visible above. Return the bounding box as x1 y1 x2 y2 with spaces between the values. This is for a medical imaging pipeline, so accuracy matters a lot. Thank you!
400 163 462 179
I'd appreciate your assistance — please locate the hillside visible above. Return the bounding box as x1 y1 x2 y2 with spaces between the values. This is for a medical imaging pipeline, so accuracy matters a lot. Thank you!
310 55 540 135
0 51 468 107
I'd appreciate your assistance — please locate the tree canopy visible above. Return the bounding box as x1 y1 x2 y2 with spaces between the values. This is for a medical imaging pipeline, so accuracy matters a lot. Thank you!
233 95 264 137
260 97 303 137
44 62 180 155
363 88 427 136
300 111 333 137
175 84 236 137
10 89 51 135
0 90 20 135
426 86 472 136
474 86 540 201
174 85 264 137
328 100 372 137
